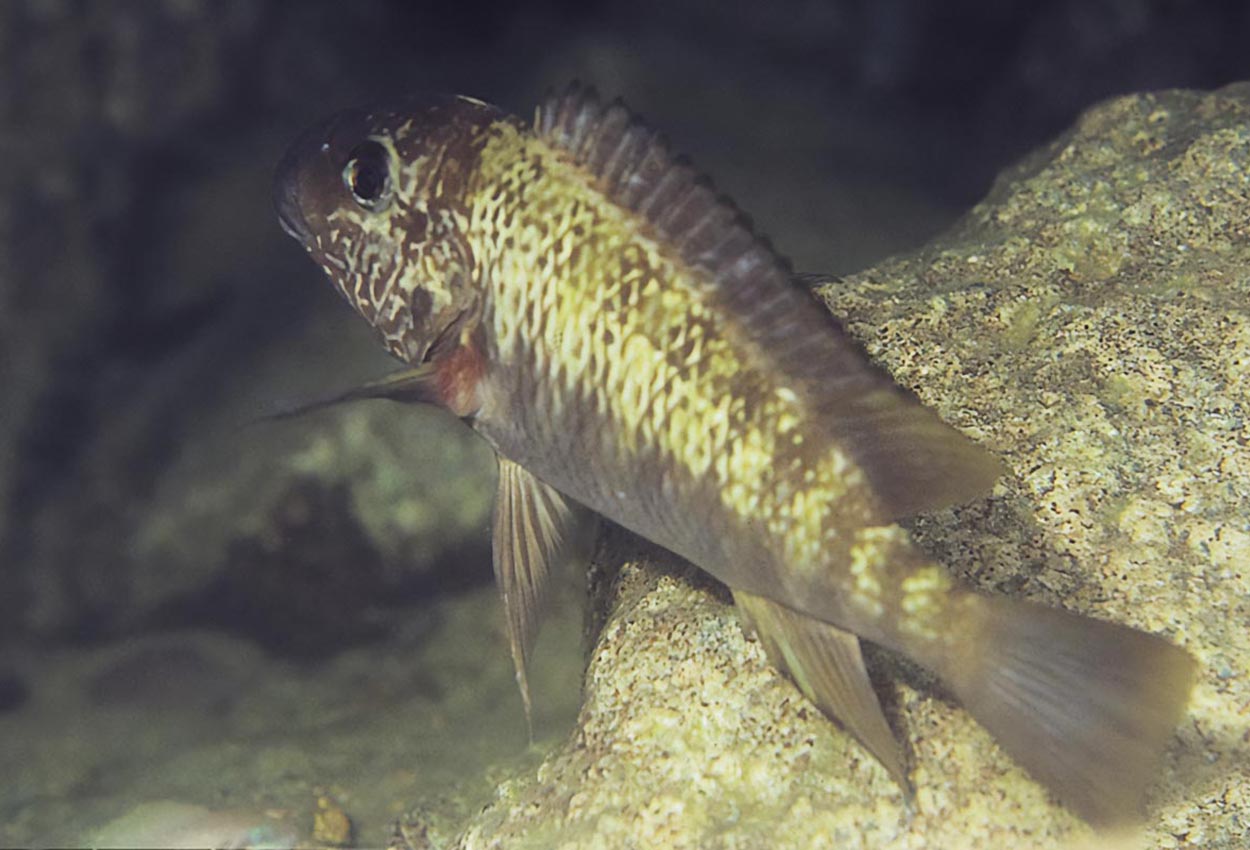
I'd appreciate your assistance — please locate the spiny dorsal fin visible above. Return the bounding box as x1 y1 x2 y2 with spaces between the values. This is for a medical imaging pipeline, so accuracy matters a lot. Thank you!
535 84 1001 517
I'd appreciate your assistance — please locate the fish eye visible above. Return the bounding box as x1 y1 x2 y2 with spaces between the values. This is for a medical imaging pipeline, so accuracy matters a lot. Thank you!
342 139 392 210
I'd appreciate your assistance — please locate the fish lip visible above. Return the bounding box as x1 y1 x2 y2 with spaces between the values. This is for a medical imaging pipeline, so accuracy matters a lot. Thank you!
273 114 346 247
273 142 314 246
273 110 369 248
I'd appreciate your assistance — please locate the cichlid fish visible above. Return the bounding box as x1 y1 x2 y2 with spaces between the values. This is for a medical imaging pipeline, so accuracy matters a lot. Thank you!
273 84 1195 823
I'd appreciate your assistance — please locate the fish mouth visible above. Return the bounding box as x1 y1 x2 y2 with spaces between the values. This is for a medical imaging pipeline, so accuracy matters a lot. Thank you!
274 115 345 247
273 144 314 246
273 111 365 247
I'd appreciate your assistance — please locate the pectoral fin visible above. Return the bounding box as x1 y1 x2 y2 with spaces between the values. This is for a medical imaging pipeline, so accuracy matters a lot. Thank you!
492 457 596 736
734 590 910 794
254 364 441 422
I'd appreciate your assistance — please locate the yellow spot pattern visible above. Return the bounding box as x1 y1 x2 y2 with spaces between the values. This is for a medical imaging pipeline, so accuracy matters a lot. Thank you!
897 564 954 641
470 128 875 544
460 123 951 646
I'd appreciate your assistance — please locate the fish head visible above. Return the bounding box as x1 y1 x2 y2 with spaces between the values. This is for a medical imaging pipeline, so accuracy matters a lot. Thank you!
274 95 504 363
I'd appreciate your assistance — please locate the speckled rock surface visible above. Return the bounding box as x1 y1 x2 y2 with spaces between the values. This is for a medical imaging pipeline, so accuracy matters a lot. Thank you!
448 86 1250 849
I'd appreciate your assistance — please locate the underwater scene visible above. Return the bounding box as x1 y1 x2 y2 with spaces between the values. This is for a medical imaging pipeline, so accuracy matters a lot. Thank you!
1 2 1248 848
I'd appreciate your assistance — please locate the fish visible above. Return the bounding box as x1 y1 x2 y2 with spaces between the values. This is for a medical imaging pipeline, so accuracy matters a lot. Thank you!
272 83 1195 824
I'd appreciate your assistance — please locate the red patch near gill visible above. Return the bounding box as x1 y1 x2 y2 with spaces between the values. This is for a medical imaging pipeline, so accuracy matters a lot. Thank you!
435 342 487 417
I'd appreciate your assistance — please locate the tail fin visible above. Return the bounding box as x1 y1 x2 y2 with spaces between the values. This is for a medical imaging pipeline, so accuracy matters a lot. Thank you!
946 597 1195 824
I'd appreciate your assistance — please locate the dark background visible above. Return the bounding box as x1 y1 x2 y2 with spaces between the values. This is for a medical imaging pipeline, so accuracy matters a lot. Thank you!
3 0 1249 671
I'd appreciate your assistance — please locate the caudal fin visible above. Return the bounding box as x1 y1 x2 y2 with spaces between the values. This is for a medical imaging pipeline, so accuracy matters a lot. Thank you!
946 597 1195 824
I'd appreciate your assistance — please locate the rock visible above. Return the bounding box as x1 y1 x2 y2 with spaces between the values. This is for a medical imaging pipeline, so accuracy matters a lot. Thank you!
84 800 302 850
2 589 585 848
451 86 1250 848
312 795 355 847
128 354 497 658
0 0 501 645
0 0 268 637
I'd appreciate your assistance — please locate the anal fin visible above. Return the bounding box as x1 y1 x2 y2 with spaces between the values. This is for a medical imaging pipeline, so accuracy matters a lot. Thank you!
492 457 595 737
734 590 910 794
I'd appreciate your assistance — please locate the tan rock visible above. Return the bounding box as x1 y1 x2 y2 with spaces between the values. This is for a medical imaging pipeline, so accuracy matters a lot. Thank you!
451 85 1250 849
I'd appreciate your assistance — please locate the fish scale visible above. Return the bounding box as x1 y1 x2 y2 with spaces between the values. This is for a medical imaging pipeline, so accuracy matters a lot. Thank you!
273 83 1195 825
466 117 913 638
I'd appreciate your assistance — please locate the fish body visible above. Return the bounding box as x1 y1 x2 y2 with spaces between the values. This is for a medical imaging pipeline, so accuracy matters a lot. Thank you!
473 120 878 621
274 85 1195 823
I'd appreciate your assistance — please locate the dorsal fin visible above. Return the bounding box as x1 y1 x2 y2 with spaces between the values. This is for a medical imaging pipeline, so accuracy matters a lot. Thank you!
534 83 1001 518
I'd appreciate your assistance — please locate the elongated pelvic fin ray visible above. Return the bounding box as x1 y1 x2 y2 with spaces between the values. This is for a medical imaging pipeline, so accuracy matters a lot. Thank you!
946 596 1196 824
535 83 1001 518
492 457 596 737
734 590 911 794
253 364 441 423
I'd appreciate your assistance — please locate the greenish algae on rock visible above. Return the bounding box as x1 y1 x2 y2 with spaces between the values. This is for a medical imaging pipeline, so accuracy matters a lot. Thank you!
440 85 1250 849
129 307 497 615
